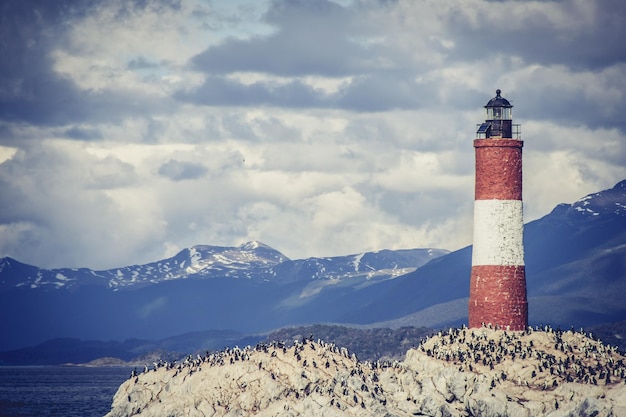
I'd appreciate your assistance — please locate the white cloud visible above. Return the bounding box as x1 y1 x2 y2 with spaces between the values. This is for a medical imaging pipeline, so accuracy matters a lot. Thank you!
0 0 624 269
0 146 18 164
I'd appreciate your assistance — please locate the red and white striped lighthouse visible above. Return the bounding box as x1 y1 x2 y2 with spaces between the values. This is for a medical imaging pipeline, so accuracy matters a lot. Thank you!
468 89 528 331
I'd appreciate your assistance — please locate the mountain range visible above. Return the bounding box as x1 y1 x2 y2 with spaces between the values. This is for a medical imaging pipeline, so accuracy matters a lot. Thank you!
0 241 447 352
0 241 445 291
1 179 625 363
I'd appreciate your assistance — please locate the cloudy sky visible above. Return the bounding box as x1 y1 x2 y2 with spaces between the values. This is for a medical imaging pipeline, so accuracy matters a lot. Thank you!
1 0 624 270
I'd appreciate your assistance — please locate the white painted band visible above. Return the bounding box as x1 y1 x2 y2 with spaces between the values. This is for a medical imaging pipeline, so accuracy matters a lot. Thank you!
472 199 524 266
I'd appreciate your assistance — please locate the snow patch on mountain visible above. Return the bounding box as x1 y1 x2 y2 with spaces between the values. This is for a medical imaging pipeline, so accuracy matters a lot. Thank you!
569 180 626 219
185 247 204 274
55 273 71 282
352 253 365 272
241 241 262 250
0 243 449 292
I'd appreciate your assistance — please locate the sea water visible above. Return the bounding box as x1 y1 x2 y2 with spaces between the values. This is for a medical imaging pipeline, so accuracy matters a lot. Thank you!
0 366 132 417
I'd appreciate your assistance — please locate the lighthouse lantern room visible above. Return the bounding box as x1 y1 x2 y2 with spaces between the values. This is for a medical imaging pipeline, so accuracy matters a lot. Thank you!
476 89 520 140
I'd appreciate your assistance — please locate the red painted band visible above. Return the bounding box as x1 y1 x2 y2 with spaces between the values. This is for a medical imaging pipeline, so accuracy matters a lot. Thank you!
468 264 528 330
474 139 523 201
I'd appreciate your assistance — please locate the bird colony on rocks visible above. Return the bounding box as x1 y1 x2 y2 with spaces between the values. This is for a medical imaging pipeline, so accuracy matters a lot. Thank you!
106 326 626 417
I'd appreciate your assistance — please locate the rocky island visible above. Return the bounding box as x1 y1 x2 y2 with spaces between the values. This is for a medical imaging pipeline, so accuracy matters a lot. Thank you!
105 326 626 417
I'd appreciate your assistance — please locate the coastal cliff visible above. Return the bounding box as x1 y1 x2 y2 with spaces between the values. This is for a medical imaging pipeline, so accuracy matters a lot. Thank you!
106 327 626 417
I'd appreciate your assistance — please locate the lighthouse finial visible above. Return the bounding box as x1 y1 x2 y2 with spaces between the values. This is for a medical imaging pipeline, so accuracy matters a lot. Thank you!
496 89 501 97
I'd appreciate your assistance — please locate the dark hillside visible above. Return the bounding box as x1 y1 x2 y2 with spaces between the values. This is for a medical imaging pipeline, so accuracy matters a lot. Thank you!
262 324 434 362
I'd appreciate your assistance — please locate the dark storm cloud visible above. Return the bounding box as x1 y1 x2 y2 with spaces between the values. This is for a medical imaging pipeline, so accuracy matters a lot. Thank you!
175 75 328 108
64 126 103 140
183 0 626 127
445 0 626 71
191 0 382 77
0 0 176 128
1 79 170 128
158 159 208 181
439 1 626 131
178 73 443 112
0 0 87 125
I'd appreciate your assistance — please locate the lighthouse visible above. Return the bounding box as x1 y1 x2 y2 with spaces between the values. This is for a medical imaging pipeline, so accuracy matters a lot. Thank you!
468 89 528 331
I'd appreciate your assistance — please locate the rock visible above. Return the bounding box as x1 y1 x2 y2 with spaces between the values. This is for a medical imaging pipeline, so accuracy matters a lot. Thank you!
467 391 507 417
105 328 626 417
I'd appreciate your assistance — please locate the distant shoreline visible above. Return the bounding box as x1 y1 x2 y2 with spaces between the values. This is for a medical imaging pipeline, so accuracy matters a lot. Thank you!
64 357 145 367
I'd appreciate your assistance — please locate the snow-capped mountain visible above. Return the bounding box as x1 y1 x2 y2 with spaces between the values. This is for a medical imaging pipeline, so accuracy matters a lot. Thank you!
0 241 447 292
104 241 290 289
569 179 626 218
0 241 289 291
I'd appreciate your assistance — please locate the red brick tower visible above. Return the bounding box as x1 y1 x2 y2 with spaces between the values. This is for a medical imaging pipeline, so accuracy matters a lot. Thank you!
468 89 528 331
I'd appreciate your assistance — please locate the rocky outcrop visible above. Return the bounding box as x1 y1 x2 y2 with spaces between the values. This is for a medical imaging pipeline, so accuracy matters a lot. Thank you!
105 328 626 417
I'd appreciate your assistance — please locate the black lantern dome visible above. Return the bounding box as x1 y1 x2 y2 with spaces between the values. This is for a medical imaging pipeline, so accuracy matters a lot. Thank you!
485 89 512 109
477 89 517 139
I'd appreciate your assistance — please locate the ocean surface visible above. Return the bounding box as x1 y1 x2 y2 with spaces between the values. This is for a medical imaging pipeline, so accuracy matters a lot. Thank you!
0 366 132 417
